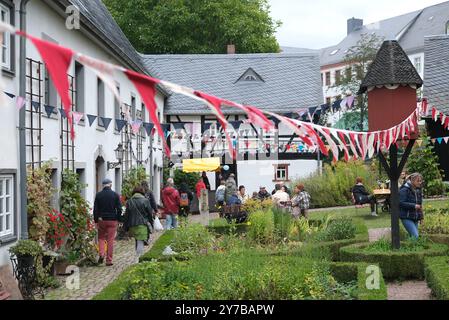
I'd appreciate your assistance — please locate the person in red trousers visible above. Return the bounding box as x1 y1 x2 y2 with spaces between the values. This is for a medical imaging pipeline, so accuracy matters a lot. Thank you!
94 178 122 266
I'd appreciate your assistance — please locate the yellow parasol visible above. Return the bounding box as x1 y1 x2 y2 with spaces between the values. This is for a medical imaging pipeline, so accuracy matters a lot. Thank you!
182 157 221 173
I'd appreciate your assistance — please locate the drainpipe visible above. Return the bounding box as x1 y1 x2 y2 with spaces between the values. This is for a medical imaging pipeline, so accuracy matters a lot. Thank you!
19 0 30 239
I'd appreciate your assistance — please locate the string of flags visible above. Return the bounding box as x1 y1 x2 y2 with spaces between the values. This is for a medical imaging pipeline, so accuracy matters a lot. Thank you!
0 21 443 163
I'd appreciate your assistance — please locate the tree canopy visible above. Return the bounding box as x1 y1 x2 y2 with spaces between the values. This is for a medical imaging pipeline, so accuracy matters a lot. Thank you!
103 0 282 54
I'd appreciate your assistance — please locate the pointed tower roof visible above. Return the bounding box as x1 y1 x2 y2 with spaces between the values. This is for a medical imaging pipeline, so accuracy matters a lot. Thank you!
359 40 423 94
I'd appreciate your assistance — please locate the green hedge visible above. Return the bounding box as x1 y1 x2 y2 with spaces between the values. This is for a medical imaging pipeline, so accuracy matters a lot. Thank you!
340 242 449 280
424 256 449 300
206 224 249 236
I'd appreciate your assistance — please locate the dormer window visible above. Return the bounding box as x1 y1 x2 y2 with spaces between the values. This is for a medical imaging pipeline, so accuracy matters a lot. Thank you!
236 68 264 83
330 49 339 56
446 20 449 35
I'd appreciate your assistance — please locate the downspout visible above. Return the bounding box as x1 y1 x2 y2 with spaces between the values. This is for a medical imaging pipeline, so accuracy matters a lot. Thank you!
19 0 30 239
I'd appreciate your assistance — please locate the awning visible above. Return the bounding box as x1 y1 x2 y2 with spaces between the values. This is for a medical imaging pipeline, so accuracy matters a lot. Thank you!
182 157 221 173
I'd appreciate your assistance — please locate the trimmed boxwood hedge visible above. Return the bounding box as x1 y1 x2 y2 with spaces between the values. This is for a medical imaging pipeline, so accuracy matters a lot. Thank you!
339 242 449 280
424 256 449 300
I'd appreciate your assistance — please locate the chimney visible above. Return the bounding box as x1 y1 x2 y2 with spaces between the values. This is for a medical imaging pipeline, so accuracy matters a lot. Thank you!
227 44 236 54
347 17 363 35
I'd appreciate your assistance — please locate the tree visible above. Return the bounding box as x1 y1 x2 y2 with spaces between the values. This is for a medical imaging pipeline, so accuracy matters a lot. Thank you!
335 33 384 131
103 0 281 54
406 133 446 197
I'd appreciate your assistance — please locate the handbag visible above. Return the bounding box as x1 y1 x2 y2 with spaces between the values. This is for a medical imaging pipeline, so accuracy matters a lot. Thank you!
153 216 164 231
129 199 153 235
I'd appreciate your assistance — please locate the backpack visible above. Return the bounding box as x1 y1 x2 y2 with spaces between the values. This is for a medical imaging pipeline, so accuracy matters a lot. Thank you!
216 187 225 202
180 192 189 207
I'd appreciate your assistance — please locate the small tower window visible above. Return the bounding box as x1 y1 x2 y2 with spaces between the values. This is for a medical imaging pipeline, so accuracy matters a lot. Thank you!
244 75 257 81
236 68 264 83
446 20 449 35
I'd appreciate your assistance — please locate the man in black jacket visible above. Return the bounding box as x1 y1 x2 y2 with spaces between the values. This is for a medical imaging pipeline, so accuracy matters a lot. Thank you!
94 178 122 266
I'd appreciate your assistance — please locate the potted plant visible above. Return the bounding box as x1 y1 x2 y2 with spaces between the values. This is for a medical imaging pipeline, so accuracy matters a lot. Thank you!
9 240 43 269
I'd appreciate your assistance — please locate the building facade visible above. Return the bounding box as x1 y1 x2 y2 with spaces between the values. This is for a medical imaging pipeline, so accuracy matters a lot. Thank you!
0 0 165 268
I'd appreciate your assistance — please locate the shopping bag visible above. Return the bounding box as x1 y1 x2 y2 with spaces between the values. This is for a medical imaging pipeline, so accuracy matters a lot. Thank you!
153 216 164 231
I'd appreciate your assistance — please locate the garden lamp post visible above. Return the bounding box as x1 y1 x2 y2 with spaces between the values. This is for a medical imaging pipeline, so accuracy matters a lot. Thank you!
107 143 124 170
359 40 423 249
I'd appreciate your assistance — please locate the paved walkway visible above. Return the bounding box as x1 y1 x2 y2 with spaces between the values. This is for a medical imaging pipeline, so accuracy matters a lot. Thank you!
42 231 163 300
368 227 391 242
387 281 433 300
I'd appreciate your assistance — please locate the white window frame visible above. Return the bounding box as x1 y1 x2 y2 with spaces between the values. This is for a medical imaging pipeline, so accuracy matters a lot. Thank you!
0 3 11 70
0 175 14 238
414 57 422 74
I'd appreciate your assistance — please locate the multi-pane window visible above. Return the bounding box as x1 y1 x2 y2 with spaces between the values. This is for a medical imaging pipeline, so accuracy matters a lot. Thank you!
414 57 422 74
97 78 105 127
75 62 85 113
345 67 352 81
114 84 121 131
335 70 341 85
131 95 136 120
325 72 331 86
321 73 323 86
0 175 14 238
0 3 11 70
274 164 289 182
446 21 449 35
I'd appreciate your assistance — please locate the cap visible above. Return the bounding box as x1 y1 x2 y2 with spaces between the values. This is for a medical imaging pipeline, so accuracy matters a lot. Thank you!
259 186 266 189
102 178 112 185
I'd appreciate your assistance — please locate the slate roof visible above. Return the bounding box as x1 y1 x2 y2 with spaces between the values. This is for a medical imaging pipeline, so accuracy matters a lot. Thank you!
56 0 148 74
423 35 449 113
141 53 323 115
359 40 423 93
320 1 449 67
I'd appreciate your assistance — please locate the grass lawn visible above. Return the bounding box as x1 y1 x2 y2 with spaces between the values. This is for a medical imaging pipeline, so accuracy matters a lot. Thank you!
301 198 447 230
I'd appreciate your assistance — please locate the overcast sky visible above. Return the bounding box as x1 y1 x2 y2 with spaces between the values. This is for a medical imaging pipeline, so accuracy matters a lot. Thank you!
268 0 448 49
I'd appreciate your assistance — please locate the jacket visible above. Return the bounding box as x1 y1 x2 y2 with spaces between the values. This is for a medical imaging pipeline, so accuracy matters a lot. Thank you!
196 180 207 198
352 184 370 203
224 178 237 202
257 191 271 200
162 186 180 214
399 182 423 221
215 185 226 202
124 193 154 231
145 191 158 212
93 187 122 223
227 194 242 205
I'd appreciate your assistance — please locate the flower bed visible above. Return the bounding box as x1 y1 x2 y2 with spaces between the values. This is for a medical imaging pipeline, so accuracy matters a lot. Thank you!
424 256 449 300
339 241 449 280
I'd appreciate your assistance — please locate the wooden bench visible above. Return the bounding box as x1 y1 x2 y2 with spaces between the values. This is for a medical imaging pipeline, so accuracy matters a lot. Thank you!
222 205 248 224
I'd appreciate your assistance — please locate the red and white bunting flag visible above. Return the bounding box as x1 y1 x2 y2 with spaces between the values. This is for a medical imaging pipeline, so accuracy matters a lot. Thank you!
444 137 449 144
302 123 328 156
375 132 381 153
421 99 428 115
440 112 446 125
20 32 75 139
444 117 449 130
349 133 361 158
367 133 376 158
125 69 170 157
243 105 274 132
360 134 368 160
432 107 438 122
131 120 142 135
344 132 358 160
330 129 349 161
317 127 338 162
194 91 235 159
73 112 84 125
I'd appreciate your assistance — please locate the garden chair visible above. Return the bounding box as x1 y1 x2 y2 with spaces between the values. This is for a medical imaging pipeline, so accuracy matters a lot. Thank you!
223 204 248 224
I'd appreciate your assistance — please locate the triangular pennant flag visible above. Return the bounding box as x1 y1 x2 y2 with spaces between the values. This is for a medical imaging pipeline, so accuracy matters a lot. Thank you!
16 96 26 110
31 101 40 112
416 139 423 147
340 98 347 109
87 114 97 126
229 121 243 129
143 122 154 136
444 137 449 144
346 96 355 108
59 108 67 119
73 112 84 125
172 122 185 130
44 105 55 118
437 138 443 144
100 117 112 130
131 120 142 135
20 32 75 139
116 119 127 133
4 92 15 99
431 139 436 144
203 123 212 132
125 69 170 157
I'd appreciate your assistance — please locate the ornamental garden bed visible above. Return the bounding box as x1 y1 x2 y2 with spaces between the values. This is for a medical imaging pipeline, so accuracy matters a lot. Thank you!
424 256 449 300
339 240 449 280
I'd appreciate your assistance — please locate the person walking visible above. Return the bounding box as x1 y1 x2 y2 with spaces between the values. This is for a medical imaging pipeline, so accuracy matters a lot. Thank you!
399 173 424 239
140 180 158 216
201 171 211 190
123 186 154 263
162 178 181 230
224 173 237 204
196 177 207 199
291 184 311 219
178 182 193 219
352 177 378 217
237 185 250 204
93 178 122 266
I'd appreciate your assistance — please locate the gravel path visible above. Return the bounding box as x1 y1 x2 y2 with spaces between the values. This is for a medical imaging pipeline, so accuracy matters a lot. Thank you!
387 281 433 300
368 227 391 242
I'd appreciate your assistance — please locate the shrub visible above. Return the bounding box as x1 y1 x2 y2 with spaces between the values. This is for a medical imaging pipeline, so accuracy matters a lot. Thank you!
247 210 275 244
242 198 273 214
288 218 320 242
121 166 148 201
339 241 449 279
424 256 449 300
171 223 214 257
272 207 293 241
407 133 445 197
293 160 377 208
420 212 449 235
315 218 356 242
163 168 200 191
140 230 175 262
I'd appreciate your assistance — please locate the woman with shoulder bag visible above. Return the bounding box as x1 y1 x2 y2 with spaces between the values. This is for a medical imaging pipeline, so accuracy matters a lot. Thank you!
399 173 424 239
124 186 154 263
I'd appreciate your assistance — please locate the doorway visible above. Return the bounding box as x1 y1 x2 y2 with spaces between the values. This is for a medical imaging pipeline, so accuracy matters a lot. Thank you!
95 156 105 193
